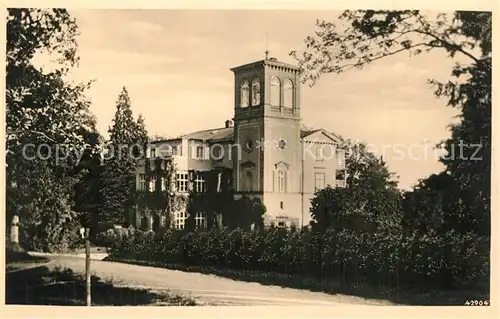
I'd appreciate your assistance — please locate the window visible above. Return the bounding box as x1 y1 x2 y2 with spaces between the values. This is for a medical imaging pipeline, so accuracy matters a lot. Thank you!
280 201 284 210
196 146 205 159
316 147 324 161
161 177 167 191
270 76 280 106
138 174 146 190
335 169 346 188
246 170 253 191
195 212 206 229
216 172 222 192
212 145 222 160
277 221 286 228
149 175 156 192
176 171 189 192
336 180 347 188
283 79 293 108
337 149 346 169
174 210 187 230
314 172 325 191
251 77 260 105
240 80 249 107
277 170 286 193
170 145 182 156
150 148 156 158
194 172 205 193
140 216 149 230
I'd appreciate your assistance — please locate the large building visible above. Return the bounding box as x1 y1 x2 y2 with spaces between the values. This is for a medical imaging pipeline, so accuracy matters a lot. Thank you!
135 57 346 230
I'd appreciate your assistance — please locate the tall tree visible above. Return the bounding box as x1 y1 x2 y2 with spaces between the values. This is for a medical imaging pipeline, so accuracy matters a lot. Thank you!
100 87 149 226
291 10 491 236
6 9 98 251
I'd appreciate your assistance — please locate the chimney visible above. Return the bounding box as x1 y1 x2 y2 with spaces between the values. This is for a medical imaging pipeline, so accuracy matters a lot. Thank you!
225 120 233 128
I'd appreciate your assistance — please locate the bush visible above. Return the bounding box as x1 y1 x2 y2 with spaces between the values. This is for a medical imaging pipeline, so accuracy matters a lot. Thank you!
108 226 489 290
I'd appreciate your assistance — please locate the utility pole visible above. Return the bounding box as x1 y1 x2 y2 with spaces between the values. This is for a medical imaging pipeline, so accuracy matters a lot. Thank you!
80 227 91 306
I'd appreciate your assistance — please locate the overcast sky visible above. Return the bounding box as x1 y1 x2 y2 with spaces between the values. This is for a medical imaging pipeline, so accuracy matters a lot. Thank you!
36 9 464 189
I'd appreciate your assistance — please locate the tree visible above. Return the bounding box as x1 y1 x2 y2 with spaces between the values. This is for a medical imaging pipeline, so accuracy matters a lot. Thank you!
291 10 491 236
101 87 149 226
402 172 465 236
6 9 99 251
311 140 402 232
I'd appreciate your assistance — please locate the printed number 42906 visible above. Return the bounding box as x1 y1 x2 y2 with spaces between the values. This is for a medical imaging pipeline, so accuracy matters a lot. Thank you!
465 300 489 306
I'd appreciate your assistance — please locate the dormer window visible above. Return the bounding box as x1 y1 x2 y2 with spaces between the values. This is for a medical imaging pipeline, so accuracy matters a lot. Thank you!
240 80 249 107
251 77 260 105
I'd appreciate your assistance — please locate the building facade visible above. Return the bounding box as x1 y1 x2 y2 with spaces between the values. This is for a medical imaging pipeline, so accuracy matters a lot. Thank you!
135 57 346 230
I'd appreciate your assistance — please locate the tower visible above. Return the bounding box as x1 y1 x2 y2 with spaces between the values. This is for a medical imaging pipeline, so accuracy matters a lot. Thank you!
230 57 302 226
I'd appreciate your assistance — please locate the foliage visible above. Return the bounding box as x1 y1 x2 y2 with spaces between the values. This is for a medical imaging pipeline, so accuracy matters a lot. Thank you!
291 10 491 238
135 157 177 230
109 227 488 290
179 168 265 231
311 139 402 233
100 87 149 226
6 9 99 251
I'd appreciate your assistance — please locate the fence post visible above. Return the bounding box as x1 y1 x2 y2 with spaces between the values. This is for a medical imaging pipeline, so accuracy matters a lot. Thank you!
85 228 91 306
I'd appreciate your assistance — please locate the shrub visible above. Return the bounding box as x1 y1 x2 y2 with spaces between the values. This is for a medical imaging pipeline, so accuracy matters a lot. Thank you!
108 227 489 290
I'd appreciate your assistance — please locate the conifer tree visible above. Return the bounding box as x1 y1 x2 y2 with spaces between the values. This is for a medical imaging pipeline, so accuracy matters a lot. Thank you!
101 87 149 226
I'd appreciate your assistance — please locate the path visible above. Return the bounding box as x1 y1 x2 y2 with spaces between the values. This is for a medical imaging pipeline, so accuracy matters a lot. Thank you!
40 255 393 306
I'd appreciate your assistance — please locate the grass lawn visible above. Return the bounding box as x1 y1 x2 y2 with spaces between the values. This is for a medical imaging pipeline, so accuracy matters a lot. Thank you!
105 257 490 306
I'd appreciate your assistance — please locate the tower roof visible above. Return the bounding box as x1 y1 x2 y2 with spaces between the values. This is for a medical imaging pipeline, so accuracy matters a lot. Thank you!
230 58 300 73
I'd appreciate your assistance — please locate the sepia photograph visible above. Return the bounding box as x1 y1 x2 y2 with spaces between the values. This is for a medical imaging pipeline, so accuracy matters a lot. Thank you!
3 4 494 312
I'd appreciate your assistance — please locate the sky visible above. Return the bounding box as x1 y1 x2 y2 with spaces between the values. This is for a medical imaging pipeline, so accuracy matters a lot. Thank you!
36 9 464 190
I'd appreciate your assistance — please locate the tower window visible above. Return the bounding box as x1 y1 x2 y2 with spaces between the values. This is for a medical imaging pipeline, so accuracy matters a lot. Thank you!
270 76 281 106
277 170 286 193
251 78 260 105
240 80 249 107
283 79 293 108
246 170 253 191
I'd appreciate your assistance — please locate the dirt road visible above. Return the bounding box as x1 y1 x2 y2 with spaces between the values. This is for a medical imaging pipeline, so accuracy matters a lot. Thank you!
44 256 393 306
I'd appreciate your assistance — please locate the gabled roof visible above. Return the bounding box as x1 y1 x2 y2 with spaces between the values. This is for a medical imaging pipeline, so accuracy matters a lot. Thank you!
300 129 321 138
301 128 343 144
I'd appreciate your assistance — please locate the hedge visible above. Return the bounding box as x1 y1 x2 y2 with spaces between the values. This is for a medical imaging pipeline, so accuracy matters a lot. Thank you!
108 227 489 289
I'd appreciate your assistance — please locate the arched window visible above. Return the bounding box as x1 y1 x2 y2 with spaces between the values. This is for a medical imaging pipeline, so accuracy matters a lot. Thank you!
251 78 260 105
283 79 293 108
240 80 249 107
270 76 281 106
277 170 285 193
